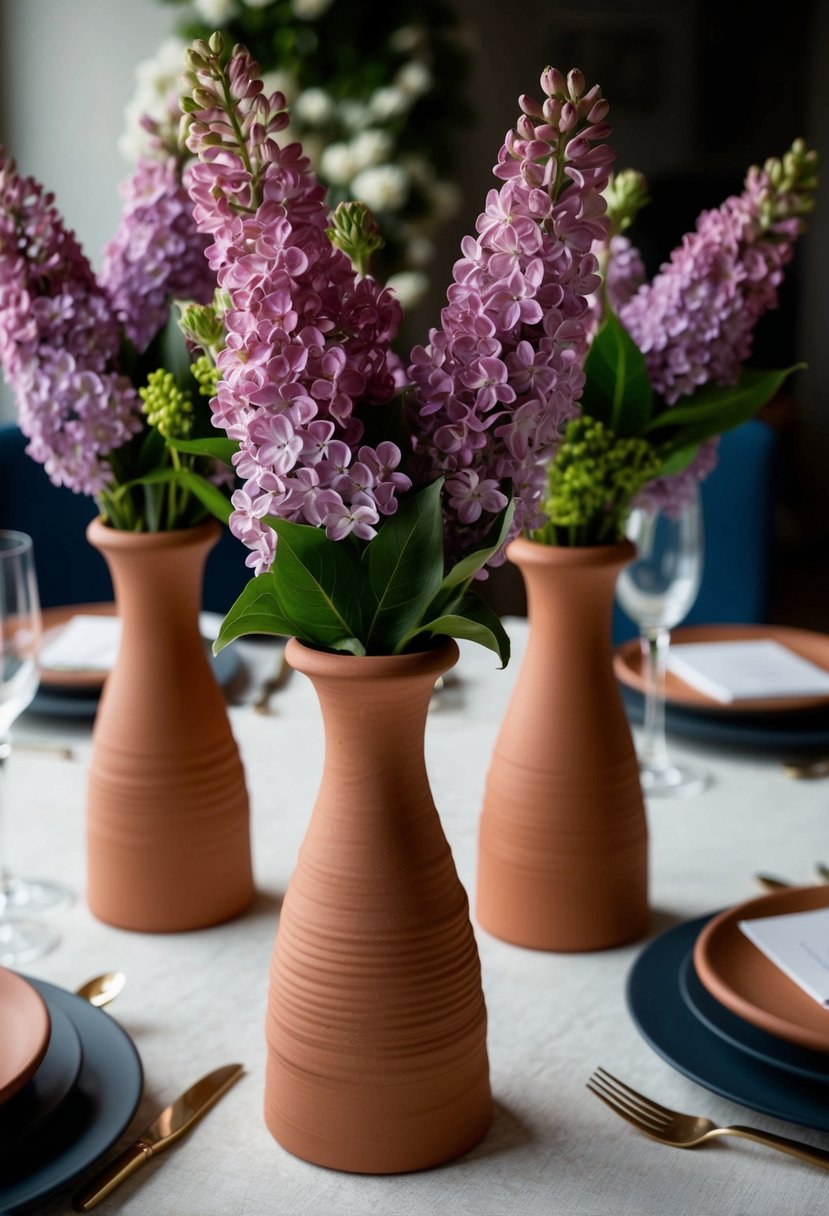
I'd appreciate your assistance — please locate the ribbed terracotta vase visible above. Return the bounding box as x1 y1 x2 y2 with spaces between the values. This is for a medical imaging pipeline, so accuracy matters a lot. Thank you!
477 537 648 952
265 637 491 1174
85 518 254 932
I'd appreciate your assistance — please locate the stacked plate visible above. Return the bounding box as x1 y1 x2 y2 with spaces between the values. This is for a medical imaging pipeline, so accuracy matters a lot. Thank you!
31 603 240 718
628 886 829 1130
615 623 829 753
0 968 142 1214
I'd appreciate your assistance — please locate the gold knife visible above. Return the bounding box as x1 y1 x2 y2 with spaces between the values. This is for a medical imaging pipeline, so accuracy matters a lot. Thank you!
72 1063 244 1211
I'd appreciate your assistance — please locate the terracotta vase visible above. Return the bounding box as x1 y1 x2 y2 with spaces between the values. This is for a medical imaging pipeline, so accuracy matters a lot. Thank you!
265 637 491 1174
477 537 648 952
85 518 254 932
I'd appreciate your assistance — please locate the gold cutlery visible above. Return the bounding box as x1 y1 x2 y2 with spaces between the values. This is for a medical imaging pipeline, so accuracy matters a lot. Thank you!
755 865 829 892
74 971 126 1008
72 1062 244 1210
782 756 829 779
588 1067 829 1169
15 741 76 761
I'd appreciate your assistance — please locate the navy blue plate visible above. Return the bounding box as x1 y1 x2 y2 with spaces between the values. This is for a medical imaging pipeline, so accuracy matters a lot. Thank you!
627 915 829 1132
0 1002 83 1158
678 950 829 1083
0 979 143 1215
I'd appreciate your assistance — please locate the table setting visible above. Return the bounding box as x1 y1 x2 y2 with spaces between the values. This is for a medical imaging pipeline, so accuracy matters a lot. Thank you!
0 25 826 1216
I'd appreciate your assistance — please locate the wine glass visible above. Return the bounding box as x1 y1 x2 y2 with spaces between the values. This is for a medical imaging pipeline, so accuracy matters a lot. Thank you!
616 487 709 797
0 530 63 964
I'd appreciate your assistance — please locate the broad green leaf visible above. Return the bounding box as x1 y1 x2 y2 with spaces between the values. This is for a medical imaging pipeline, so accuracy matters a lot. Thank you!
644 366 803 449
176 469 233 523
581 309 653 436
398 592 511 667
439 499 516 592
363 480 445 651
265 516 365 650
167 435 240 466
213 574 293 653
136 425 166 477
653 443 700 479
328 636 367 657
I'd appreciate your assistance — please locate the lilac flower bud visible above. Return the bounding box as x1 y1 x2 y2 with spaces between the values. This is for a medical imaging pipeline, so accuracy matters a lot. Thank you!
566 69 585 100
516 115 536 140
519 94 545 119
208 31 224 54
540 67 567 98
587 99 610 124
559 102 578 133
542 97 562 126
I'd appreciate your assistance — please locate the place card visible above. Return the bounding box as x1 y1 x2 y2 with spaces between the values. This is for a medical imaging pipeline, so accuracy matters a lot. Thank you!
740 907 829 1008
666 639 829 703
40 614 122 672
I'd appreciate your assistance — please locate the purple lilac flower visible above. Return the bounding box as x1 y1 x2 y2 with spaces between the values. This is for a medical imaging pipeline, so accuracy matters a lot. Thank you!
100 157 214 353
615 146 815 513
407 67 614 558
181 42 410 572
0 154 141 495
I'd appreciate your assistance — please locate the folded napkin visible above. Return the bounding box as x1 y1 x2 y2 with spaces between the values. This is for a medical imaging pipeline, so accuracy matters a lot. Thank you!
740 907 829 1008
667 639 829 703
40 615 121 672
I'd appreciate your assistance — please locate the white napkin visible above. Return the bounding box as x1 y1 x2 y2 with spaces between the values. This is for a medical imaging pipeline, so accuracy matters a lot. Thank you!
40 615 121 672
40 612 222 672
666 639 829 703
740 907 829 1008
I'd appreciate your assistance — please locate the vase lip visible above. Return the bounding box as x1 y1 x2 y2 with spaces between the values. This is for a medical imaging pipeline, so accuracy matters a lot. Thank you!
86 516 221 550
286 636 459 681
507 535 636 567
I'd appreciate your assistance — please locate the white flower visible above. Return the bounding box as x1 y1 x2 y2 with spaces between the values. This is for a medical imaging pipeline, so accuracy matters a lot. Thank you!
120 36 187 163
407 236 436 267
386 271 429 309
429 179 463 221
349 129 394 171
368 86 409 122
396 61 432 99
291 0 334 17
340 100 370 131
351 164 410 213
260 68 300 104
320 141 360 185
293 87 335 127
193 0 238 21
389 25 425 54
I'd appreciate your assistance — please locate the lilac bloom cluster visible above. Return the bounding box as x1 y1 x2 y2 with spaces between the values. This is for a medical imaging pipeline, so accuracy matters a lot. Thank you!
407 67 614 555
100 156 214 353
0 154 141 495
613 145 816 512
182 43 410 573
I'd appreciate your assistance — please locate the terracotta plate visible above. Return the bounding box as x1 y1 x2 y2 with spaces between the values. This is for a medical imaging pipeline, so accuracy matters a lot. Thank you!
0 968 51 1105
614 623 829 713
694 886 829 1055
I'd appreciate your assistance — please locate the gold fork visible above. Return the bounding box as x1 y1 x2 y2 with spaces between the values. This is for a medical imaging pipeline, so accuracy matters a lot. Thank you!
587 1067 829 1170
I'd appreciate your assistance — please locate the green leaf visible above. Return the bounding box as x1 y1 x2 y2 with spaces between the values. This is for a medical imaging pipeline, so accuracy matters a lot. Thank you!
167 435 240 466
644 365 803 449
135 425 167 477
439 499 516 592
363 480 445 651
581 309 653 436
653 443 700 479
213 574 293 653
176 469 233 523
398 592 511 667
265 517 365 650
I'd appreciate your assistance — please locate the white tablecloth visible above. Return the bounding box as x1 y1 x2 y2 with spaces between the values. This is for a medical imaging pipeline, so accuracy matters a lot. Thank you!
8 618 829 1216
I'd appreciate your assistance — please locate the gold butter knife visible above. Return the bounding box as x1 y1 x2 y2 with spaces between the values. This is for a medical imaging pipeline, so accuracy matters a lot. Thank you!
72 1063 243 1211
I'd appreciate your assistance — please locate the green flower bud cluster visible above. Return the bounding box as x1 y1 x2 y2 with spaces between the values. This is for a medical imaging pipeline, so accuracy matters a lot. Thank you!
605 169 650 236
326 201 384 275
756 138 819 231
139 369 194 440
178 293 226 355
191 354 221 399
534 416 662 546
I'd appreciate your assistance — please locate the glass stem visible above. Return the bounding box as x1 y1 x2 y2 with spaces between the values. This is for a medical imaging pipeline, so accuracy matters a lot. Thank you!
640 627 671 774
0 737 11 905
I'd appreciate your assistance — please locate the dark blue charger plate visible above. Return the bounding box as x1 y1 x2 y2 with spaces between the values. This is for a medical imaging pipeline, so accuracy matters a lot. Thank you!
678 951 829 1083
0 1002 83 1158
0 978 143 1215
627 914 829 1132
621 685 829 754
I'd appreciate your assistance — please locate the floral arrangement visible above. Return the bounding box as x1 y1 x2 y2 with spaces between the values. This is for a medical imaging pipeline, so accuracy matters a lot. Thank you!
122 0 470 309
0 137 235 531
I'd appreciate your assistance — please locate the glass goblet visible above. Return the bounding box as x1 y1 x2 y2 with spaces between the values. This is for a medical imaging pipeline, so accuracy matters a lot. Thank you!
616 487 709 797
0 531 64 964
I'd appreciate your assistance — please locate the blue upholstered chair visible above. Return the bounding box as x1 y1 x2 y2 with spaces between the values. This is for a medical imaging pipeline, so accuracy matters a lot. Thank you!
613 419 777 642
0 422 251 612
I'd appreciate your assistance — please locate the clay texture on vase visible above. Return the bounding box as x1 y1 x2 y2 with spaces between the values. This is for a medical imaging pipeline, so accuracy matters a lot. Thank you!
265 638 491 1173
86 518 253 932
477 537 648 951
